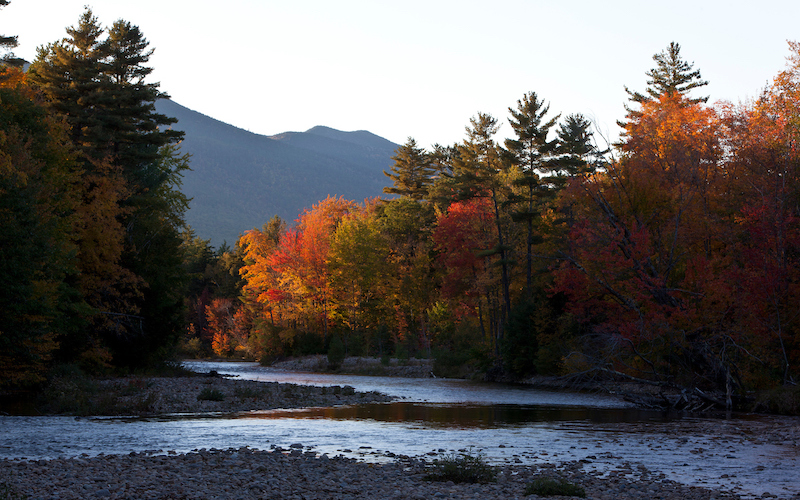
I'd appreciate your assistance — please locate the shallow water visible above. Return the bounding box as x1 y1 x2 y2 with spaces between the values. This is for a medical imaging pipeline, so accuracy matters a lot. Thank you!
1 360 797 499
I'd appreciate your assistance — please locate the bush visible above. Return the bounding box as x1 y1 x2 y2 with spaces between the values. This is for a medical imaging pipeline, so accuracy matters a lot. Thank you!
432 347 473 378
327 335 345 370
424 449 496 484
197 387 225 401
293 330 324 356
524 476 586 497
753 385 800 415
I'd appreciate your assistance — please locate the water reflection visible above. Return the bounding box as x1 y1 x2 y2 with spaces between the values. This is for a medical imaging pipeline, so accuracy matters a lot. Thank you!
1 360 798 498
182 360 632 408
247 402 675 428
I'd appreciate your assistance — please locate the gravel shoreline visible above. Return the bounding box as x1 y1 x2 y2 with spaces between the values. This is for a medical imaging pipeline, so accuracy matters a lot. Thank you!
1 446 759 500
37 374 393 416
4 367 797 499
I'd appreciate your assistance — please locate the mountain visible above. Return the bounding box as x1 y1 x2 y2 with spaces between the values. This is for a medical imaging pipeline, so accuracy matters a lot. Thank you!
155 99 399 246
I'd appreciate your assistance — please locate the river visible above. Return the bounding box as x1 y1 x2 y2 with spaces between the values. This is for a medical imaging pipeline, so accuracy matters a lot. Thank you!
1 360 797 498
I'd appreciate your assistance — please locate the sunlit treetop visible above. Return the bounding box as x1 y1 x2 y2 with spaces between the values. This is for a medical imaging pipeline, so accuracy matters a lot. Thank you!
0 0 24 67
625 42 709 110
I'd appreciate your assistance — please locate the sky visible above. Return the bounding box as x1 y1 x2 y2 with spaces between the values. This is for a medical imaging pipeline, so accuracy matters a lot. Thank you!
3 0 799 149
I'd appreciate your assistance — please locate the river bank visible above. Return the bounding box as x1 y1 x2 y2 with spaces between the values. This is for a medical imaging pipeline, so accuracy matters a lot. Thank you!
269 354 435 378
3 361 799 499
35 373 392 416
0 446 756 500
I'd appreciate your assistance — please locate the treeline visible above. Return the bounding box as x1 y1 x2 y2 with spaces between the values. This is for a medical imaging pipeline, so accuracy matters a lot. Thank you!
0 6 189 390
187 42 800 399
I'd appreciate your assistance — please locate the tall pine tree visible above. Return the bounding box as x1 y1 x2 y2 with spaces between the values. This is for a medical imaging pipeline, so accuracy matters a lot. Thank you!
383 138 435 201
29 8 189 368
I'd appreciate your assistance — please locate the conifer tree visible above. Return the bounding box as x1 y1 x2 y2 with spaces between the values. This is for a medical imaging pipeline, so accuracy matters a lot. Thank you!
29 8 189 368
504 92 559 294
626 42 708 105
452 113 512 348
0 0 24 67
383 138 435 200
621 42 708 128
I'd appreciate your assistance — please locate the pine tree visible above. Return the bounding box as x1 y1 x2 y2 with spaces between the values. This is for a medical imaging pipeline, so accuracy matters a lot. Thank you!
504 92 559 295
554 114 605 179
0 0 24 67
622 42 708 126
452 113 512 350
383 138 435 200
29 8 189 368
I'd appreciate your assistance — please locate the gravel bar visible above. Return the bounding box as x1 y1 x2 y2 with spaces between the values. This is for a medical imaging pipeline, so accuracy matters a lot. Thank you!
0 446 762 500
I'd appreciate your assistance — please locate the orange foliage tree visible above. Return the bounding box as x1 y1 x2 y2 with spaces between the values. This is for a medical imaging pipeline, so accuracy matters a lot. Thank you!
239 196 355 347
553 93 730 388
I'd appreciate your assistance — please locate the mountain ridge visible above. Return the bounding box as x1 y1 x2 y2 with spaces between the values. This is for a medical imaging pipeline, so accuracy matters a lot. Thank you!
155 99 398 246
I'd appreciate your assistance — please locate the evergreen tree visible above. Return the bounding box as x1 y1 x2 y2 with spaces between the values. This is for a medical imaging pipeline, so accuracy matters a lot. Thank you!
452 113 513 351
29 9 189 368
555 114 602 174
0 0 24 67
622 42 708 127
504 92 559 295
383 138 435 200
29 9 108 157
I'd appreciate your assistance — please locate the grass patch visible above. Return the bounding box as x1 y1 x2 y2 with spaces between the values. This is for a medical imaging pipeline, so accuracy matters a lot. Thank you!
424 449 496 484
197 387 225 401
525 476 586 497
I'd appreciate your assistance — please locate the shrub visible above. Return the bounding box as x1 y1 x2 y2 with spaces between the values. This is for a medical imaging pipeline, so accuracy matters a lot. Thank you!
753 385 800 415
293 330 324 356
197 387 225 401
424 449 496 484
327 335 345 370
524 476 586 497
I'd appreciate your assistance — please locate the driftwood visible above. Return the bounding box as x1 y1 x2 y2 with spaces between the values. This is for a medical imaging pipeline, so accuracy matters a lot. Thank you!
568 367 735 413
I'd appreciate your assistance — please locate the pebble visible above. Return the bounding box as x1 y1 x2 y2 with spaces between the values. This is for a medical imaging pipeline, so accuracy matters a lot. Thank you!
0 448 762 500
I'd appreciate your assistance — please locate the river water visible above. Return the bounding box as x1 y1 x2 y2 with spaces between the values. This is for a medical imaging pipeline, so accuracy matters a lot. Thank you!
1 360 798 498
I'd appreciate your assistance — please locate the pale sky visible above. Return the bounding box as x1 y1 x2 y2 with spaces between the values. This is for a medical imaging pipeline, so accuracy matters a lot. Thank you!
4 0 798 149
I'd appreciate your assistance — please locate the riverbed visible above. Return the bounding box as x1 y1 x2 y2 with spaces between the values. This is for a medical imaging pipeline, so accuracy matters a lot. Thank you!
1 360 798 499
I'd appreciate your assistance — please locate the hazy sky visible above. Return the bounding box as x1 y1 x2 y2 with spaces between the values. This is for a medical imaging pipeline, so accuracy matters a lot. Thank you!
4 1 799 148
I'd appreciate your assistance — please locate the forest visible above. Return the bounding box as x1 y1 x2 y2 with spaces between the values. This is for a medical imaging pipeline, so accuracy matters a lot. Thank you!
185 41 800 409
1 4 799 410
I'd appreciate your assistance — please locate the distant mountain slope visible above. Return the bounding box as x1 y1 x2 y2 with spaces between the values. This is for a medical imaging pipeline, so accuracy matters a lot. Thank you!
155 99 398 246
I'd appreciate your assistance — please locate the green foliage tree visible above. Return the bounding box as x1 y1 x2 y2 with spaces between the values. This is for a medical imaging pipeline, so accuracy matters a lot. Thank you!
0 73 83 388
28 8 188 368
383 138 435 200
625 41 709 108
0 0 24 67
328 207 390 350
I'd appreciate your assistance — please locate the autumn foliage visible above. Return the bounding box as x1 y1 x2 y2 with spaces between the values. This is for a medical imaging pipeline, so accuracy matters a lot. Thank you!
6 12 800 407
225 42 800 401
